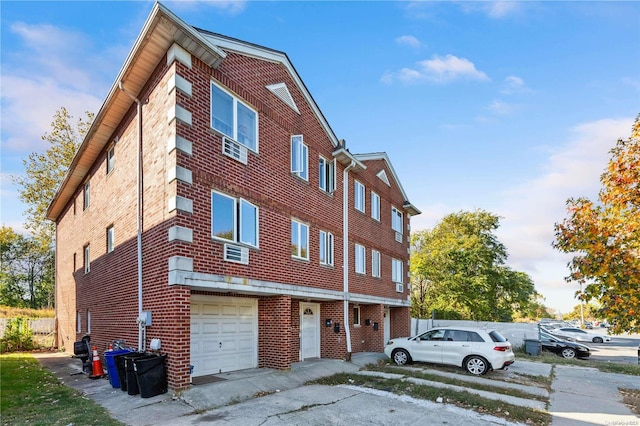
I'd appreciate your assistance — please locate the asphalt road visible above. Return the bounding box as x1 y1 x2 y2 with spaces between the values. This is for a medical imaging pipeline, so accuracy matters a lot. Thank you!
585 333 640 364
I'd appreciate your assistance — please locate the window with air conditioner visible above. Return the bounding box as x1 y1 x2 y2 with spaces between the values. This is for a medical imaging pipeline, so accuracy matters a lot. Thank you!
211 82 258 152
319 156 335 193
392 258 403 283
355 244 366 274
291 219 309 260
392 206 403 240
319 230 334 266
211 191 259 247
291 135 308 180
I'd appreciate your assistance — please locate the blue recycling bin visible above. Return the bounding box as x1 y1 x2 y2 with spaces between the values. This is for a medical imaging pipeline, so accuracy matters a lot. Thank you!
104 349 131 388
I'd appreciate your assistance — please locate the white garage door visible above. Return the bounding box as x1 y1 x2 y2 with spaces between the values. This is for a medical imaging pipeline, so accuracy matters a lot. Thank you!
191 296 257 377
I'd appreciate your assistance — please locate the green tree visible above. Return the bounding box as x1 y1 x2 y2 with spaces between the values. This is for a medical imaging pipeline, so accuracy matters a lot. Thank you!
410 210 541 321
554 116 640 334
0 226 54 309
12 107 93 246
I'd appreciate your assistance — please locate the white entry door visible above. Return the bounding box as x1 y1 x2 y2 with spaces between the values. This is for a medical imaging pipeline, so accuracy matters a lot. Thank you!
300 302 320 360
384 308 391 343
190 296 257 377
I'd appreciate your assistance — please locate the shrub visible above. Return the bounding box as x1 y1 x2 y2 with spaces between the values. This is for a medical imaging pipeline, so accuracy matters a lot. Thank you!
0 317 35 353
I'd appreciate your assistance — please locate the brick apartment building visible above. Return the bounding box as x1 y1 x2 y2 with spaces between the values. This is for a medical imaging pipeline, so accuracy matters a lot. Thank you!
47 2 420 390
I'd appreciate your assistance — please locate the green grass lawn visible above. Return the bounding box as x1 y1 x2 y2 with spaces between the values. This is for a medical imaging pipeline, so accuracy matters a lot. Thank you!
0 353 124 426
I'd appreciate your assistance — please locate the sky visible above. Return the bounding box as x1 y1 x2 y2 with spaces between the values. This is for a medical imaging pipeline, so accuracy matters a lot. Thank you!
1 1 639 315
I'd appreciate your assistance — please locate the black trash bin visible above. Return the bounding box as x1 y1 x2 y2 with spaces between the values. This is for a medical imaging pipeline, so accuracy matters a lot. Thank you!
115 352 140 392
124 353 154 395
134 354 167 398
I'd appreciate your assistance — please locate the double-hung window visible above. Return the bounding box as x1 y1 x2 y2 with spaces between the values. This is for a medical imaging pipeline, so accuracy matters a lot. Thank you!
291 135 308 180
319 230 334 266
211 82 258 151
371 249 381 278
353 306 360 326
392 258 403 283
211 191 259 247
291 220 309 260
83 244 90 274
107 146 115 174
392 206 403 234
106 226 115 253
319 156 335 193
371 192 380 221
354 181 365 212
355 244 365 274
83 181 90 211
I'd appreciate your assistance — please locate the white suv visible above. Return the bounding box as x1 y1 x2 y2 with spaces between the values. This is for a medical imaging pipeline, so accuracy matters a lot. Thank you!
384 326 515 375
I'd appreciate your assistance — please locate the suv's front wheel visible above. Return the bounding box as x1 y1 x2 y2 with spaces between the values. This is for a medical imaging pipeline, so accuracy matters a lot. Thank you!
392 349 411 365
464 355 489 375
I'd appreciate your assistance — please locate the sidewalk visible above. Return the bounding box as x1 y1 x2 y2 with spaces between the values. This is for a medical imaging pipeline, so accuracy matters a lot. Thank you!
34 352 639 426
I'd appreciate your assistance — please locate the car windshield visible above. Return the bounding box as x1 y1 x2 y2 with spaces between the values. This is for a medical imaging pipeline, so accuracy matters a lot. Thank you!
488 330 507 342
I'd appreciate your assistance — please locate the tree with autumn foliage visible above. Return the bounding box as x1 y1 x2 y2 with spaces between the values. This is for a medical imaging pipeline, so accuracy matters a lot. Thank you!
554 116 640 334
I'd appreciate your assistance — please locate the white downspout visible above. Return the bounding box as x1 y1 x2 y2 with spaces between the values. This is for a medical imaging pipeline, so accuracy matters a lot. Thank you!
343 160 356 359
119 82 145 352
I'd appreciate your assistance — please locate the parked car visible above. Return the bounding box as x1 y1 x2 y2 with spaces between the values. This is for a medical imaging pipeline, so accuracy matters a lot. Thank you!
384 326 515 375
540 331 591 359
550 327 611 343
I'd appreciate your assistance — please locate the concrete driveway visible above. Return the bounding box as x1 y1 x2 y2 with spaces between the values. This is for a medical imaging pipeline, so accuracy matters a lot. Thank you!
34 351 639 426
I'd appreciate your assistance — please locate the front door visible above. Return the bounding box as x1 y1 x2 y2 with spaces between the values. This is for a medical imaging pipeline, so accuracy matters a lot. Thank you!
300 302 320 360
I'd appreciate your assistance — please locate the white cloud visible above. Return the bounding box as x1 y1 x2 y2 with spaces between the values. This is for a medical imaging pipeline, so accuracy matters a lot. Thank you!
381 54 490 84
494 117 634 310
487 99 519 115
395 35 421 49
459 1 522 19
500 75 532 95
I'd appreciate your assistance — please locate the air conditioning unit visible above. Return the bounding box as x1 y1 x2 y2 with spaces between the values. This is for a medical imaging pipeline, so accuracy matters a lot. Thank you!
224 244 249 264
395 283 404 293
222 136 248 165
395 232 403 243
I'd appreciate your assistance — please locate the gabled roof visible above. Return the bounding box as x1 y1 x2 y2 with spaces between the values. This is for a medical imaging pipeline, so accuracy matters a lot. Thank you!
353 152 421 216
47 2 359 221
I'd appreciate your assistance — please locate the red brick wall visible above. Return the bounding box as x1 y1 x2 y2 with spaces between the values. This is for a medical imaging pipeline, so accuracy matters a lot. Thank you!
390 307 411 339
258 295 292 369
320 301 347 359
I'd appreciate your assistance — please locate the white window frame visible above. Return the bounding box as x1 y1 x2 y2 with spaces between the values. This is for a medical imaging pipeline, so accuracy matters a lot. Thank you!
291 135 308 180
392 258 403 283
371 249 381 278
211 191 259 247
354 181 365 213
106 226 115 253
353 306 360 327
291 219 309 260
107 145 115 174
77 312 81 333
211 81 258 152
83 181 90 211
83 244 90 274
319 156 336 193
319 230 334 266
355 244 366 274
87 311 91 334
371 192 380 221
391 206 403 234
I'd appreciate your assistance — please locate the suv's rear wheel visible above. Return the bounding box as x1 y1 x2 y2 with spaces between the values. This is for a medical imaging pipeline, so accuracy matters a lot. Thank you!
464 355 489 375
392 349 411 365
